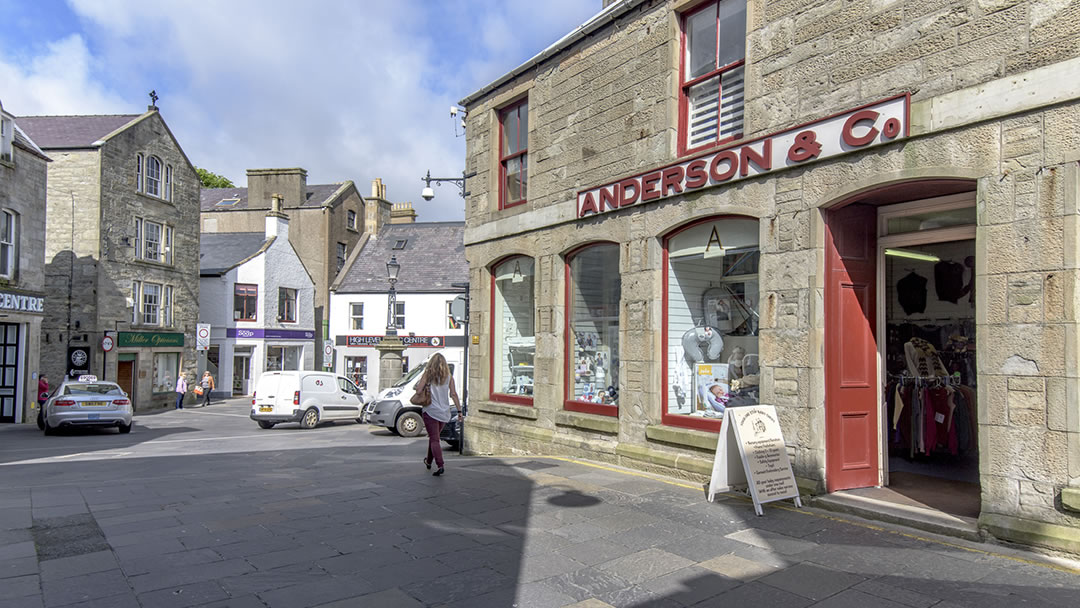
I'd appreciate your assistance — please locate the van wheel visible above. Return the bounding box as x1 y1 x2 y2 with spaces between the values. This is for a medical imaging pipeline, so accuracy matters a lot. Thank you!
300 408 320 429
386 426 399 435
395 411 423 437
258 421 275 429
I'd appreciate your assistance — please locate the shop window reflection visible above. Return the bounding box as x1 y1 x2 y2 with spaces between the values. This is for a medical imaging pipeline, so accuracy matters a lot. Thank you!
491 256 535 403
664 218 760 431
566 244 620 415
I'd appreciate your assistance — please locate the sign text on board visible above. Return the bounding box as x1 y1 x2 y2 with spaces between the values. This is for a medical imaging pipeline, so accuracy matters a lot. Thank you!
578 96 908 218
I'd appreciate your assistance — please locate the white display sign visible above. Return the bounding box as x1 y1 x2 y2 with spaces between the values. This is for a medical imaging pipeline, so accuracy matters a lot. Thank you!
196 323 211 351
707 405 802 516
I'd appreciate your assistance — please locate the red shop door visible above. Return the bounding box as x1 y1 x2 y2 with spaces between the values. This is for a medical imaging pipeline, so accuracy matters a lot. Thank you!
824 204 878 491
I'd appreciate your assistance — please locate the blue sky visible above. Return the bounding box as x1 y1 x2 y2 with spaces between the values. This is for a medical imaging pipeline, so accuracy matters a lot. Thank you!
0 0 601 220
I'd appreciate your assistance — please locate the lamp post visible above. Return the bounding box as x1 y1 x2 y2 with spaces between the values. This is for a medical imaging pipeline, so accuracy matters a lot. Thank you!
385 255 400 336
376 255 405 391
420 169 477 201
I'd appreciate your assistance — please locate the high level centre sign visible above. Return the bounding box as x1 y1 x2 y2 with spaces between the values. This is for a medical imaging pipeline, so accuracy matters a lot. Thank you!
577 95 909 218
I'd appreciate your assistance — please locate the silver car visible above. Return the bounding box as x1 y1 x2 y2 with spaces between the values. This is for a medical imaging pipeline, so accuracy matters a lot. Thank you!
42 377 133 435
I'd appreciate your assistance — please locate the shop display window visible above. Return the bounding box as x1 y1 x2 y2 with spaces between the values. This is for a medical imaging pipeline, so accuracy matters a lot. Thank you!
491 256 535 404
152 352 179 394
266 346 300 371
566 244 620 415
663 217 759 430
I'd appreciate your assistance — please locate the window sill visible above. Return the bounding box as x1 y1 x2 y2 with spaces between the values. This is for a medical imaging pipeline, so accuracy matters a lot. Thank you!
565 400 617 417
136 191 174 205
646 423 718 452
490 393 533 406
132 258 174 269
0 159 14 169
476 400 539 420
554 410 618 435
346 227 359 233
659 412 724 434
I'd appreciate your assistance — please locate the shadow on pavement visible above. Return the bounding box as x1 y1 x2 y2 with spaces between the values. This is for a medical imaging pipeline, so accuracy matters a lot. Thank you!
0 425 201 465
2 443 1077 607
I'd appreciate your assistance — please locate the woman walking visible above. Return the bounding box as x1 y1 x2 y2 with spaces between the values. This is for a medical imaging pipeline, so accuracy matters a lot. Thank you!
415 353 461 476
200 371 215 407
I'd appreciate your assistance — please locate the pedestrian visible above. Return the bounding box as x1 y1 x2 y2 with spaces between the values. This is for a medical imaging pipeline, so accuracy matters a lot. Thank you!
415 353 461 477
175 373 188 409
36 374 49 430
200 371 215 407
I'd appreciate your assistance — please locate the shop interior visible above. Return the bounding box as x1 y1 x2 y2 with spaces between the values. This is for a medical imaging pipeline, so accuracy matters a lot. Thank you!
494 258 536 397
569 246 620 405
873 237 979 517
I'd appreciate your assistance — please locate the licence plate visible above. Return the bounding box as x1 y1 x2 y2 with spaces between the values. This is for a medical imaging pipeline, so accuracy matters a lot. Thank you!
87 413 100 420
84 401 107 407
259 406 273 412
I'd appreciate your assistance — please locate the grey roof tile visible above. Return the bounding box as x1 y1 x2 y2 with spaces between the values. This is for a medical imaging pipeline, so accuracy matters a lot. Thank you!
200 183 342 211
336 222 467 293
17 115 141 149
199 232 271 275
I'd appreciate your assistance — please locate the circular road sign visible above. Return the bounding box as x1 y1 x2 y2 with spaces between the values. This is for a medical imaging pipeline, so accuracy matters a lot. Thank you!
101 335 115 352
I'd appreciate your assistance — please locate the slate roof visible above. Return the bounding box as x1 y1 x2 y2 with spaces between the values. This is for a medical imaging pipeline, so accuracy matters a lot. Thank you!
199 232 272 276
17 115 141 149
335 222 467 293
200 183 344 211
12 124 49 161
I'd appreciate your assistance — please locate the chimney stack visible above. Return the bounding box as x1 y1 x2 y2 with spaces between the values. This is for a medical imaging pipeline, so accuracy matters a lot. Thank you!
390 202 418 224
265 193 289 239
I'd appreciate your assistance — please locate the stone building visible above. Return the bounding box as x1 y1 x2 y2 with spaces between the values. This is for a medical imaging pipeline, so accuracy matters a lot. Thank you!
199 196 315 398
459 0 1080 553
20 108 200 411
329 221 467 392
0 99 50 424
201 171 387 370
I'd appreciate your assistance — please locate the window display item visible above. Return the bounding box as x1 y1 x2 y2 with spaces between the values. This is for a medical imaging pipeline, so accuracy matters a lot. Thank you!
904 337 949 377
934 260 969 303
681 326 724 362
727 346 747 378
702 287 733 331
695 363 729 413
896 271 928 314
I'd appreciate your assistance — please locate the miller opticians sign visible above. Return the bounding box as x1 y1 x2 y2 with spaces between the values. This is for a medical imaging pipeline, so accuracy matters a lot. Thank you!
577 95 909 218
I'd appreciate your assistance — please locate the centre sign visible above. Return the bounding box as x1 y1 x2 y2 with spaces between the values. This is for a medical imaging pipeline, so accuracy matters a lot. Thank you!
577 95 909 218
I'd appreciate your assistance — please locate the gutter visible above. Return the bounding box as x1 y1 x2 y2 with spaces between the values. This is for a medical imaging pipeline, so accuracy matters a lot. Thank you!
459 0 647 107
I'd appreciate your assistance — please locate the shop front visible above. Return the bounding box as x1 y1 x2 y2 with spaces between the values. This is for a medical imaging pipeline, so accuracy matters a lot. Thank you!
0 290 44 424
463 91 1080 551
115 331 185 411
209 328 315 397
333 335 464 392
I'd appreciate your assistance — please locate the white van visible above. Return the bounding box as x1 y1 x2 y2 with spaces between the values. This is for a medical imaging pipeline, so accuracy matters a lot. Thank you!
365 349 464 440
250 371 368 429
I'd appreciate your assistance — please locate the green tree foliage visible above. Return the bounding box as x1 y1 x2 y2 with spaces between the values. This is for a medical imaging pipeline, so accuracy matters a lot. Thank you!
196 167 235 188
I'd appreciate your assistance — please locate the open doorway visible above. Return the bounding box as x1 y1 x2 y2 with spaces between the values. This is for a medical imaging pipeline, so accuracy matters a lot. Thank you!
825 186 979 519
877 195 978 517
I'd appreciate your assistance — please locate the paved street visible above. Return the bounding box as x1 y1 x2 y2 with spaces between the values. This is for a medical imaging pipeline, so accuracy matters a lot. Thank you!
1 399 1079 608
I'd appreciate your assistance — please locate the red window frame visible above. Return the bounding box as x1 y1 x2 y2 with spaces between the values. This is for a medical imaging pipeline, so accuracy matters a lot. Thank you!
498 99 528 209
489 255 534 406
564 242 619 417
660 215 756 432
677 0 746 157
233 283 258 322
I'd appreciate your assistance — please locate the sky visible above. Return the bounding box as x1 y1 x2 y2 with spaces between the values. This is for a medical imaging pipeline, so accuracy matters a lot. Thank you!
0 0 601 221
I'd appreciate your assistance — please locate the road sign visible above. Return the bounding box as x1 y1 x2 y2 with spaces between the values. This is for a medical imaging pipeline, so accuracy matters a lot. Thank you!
196 324 211 351
450 295 467 325
323 340 334 359
101 335 115 352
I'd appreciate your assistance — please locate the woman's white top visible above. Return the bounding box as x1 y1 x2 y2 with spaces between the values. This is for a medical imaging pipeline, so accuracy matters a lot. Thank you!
423 377 453 423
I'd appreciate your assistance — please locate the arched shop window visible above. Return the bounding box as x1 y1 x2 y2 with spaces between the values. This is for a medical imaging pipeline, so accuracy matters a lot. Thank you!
490 256 536 404
663 217 760 431
565 243 620 416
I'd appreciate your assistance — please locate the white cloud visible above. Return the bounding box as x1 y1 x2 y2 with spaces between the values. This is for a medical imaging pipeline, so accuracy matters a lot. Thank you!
2 0 601 221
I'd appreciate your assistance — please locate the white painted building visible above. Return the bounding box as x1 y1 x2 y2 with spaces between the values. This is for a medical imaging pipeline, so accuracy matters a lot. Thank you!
329 222 467 391
199 199 315 397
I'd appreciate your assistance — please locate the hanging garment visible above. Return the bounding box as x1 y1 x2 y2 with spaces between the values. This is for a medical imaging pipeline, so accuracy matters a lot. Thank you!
905 338 949 377
934 260 970 303
896 271 928 314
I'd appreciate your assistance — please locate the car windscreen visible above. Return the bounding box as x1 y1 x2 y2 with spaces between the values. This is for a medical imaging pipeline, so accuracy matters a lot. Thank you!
63 384 124 396
392 362 427 388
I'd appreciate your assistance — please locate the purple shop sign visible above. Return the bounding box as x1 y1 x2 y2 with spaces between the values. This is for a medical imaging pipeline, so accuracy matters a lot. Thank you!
227 328 315 340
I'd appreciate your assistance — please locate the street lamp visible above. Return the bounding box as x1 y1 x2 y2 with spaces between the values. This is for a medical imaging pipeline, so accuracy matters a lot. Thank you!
420 169 477 201
385 255 400 336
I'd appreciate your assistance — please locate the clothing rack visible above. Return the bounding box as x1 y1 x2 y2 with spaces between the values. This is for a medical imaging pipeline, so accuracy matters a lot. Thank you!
887 374 974 459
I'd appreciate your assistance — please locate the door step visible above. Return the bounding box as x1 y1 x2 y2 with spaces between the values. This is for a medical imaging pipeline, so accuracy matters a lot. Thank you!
811 491 982 542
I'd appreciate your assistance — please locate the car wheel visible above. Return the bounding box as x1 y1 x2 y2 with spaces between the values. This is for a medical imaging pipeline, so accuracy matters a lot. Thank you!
118 422 132 434
395 411 424 437
43 419 54 435
36 410 44 431
257 420 276 429
300 408 320 429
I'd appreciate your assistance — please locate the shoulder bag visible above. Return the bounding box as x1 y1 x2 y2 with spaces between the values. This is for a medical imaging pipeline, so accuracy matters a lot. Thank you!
410 382 430 406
